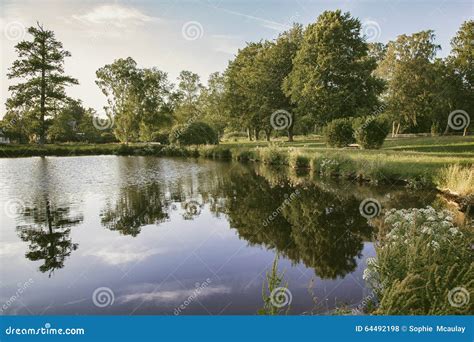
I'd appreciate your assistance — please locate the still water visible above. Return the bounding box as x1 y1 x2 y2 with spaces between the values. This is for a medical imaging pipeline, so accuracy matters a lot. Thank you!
0 156 439 315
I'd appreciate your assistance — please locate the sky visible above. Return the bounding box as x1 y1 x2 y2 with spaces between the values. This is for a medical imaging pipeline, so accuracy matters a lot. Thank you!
0 0 472 117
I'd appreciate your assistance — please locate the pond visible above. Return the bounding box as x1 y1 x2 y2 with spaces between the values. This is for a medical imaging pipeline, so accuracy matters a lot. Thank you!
0 156 441 315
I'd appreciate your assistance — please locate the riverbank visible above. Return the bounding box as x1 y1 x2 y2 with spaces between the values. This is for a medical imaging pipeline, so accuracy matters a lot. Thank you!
1 136 472 194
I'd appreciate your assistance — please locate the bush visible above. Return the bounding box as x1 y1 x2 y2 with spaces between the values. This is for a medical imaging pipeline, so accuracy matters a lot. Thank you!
364 207 473 315
353 117 390 149
234 149 256 162
258 146 288 165
151 132 170 145
324 118 355 147
289 152 310 169
169 122 218 146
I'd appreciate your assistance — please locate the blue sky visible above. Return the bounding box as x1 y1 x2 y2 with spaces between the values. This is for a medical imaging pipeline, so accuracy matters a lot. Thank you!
1 0 472 115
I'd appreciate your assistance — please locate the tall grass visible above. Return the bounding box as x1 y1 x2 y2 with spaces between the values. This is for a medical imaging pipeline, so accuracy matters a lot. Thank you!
436 164 474 196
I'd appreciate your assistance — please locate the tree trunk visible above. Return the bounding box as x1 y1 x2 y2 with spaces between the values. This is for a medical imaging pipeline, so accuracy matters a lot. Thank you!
254 128 260 141
392 121 396 137
264 129 271 141
463 126 467 137
395 122 401 136
247 128 253 141
39 43 46 145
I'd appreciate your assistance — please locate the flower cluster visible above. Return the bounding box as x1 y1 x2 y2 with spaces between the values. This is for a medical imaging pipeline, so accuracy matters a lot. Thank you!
383 206 462 251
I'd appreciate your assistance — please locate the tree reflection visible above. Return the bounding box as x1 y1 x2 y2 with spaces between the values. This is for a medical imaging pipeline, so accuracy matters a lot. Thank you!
101 183 169 236
16 197 83 277
215 168 372 279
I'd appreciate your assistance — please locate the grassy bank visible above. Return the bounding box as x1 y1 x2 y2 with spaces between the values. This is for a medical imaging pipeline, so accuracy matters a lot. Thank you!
1 136 473 191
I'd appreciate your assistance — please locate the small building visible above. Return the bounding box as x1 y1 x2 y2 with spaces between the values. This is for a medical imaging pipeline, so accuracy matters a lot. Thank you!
0 130 11 144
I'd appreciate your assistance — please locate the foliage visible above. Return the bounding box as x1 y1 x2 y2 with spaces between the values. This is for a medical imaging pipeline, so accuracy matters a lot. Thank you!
284 10 384 126
257 145 289 165
353 116 390 149
288 152 310 169
324 118 355 147
6 23 78 143
95 57 173 143
365 207 473 314
436 164 473 196
169 121 218 146
259 255 290 315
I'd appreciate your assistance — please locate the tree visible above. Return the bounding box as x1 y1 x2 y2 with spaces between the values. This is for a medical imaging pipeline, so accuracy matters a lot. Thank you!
377 31 441 134
96 57 142 144
6 22 78 144
96 58 172 143
199 72 229 138
445 20 474 135
173 70 203 125
284 11 383 127
224 42 264 140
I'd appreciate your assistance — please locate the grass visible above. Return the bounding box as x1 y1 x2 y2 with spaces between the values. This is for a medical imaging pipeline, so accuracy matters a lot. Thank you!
1 135 472 192
436 164 474 196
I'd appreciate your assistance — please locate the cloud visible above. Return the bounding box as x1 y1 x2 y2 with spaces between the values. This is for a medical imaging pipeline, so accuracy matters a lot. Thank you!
119 285 231 304
72 4 157 27
84 245 165 266
214 7 290 32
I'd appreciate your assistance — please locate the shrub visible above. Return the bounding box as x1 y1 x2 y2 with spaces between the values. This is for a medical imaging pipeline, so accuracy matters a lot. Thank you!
353 116 390 149
289 152 310 169
364 207 473 315
258 146 288 165
235 149 256 162
324 118 355 147
169 122 218 146
151 132 170 145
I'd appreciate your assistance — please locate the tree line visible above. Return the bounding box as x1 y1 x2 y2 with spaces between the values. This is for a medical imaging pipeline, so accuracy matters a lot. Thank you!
2 11 472 144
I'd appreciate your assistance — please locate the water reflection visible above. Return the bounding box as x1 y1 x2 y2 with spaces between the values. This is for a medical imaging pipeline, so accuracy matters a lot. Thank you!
215 168 372 279
101 183 170 237
0 156 442 314
16 196 83 277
